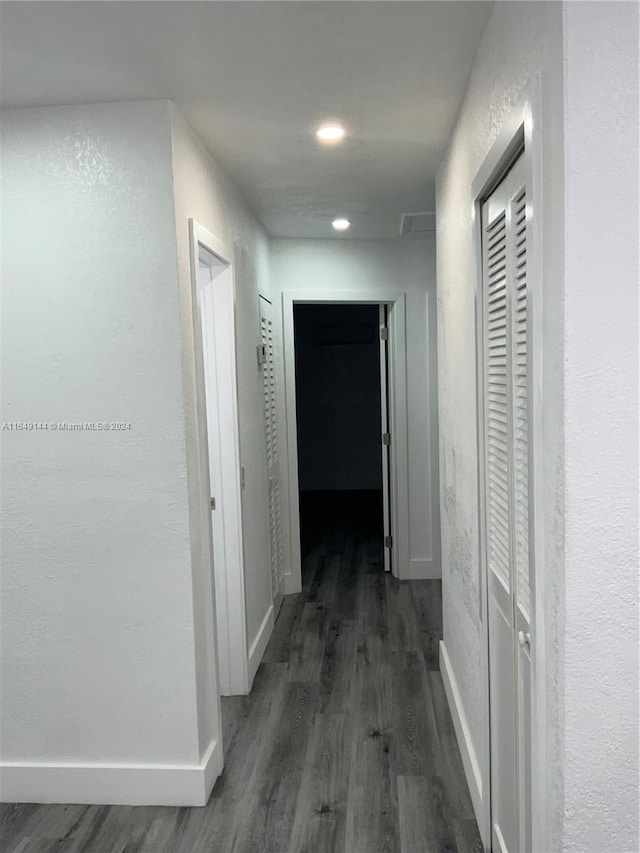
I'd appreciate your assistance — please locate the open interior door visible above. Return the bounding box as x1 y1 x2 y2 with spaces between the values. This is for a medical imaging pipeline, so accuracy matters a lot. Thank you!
379 304 392 574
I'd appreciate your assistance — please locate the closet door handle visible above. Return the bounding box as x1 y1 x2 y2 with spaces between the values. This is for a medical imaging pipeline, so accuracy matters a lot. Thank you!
517 630 531 649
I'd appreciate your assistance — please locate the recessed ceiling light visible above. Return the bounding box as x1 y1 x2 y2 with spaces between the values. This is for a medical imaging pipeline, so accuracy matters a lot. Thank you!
332 218 350 231
315 124 346 144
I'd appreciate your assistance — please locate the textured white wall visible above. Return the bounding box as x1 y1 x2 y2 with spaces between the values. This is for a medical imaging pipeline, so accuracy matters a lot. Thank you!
562 3 639 850
0 103 203 769
169 108 274 661
435 2 566 847
270 237 441 580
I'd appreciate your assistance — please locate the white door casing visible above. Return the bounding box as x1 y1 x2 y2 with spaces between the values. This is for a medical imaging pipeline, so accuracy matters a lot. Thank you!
281 291 409 592
379 304 392 574
190 220 249 698
260 295 285 618
481 153 532 853
469 79 546 853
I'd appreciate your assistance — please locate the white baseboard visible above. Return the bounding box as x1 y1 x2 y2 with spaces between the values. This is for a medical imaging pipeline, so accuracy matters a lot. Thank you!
201 738 223 803
405 557 442 580
439 641 488 848
284 572 302 595
247 603 274 688
0 738 223 807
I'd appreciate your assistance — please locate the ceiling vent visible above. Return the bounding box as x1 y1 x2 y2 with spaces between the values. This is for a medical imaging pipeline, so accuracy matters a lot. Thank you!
400 212 436 237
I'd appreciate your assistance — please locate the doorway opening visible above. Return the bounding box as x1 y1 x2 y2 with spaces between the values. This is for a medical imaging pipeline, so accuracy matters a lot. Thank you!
282 289 409 591
293 303 391 574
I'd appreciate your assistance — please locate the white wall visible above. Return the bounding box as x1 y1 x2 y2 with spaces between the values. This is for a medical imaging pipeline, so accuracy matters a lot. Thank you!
0 99 276 805
562 3 639 851
437 2 639 850
0 101 217 803
436 2 565 847
271 237 441 582
169 108 274 673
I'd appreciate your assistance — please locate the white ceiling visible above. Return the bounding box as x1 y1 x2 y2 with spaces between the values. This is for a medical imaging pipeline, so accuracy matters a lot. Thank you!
0 1 493 239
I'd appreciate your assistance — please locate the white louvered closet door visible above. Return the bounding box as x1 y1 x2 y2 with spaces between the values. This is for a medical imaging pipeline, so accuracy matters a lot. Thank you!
481 152 532 853
260 296 284 618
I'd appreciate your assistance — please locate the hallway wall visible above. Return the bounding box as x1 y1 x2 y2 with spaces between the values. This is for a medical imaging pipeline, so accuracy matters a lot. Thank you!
561 4 638 851
169 108 274 688
436 2 565 847
437 2 639 851
271 238 440 583
0 100 277 806
0 102 209 801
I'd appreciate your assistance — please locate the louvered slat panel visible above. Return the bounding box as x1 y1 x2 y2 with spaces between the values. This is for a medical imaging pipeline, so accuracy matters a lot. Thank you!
511 187 530 615
274 478 284 587
267 319 278 466
261 316 274 467
260 299 284 603
268 485 278 598
484 210 511 591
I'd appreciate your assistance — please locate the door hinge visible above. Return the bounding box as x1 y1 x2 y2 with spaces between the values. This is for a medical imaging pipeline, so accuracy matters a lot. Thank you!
385 535 393 548
257 343 267 367
380 327 389 341
382 432 391 446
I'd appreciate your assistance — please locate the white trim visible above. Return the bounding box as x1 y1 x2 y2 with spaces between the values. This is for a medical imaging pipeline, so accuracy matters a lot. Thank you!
493 824 509 853
0 739 223 807
284 573 302 596
524 77 548 853
424 284 441 579
439 641 487 848
280 289 410 591
379 304 392 574
387 294 410 579
407 557 441 580
471 76 546 853
189 220 249 697
247 604 275 688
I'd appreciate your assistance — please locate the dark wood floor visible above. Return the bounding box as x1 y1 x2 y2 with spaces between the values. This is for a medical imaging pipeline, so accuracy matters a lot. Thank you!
1 493 481 853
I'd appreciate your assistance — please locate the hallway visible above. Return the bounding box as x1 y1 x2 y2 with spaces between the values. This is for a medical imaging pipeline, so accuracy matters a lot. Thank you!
1 495 481 853
2 3 638 849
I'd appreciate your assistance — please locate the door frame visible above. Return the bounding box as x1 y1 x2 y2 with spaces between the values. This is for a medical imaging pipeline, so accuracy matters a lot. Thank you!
189 219 249 696
280 290 409 593
379 304 392 574
471 77 546 851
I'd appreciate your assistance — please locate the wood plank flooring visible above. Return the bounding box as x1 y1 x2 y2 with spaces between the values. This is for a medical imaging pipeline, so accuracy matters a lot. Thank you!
1 493 482 853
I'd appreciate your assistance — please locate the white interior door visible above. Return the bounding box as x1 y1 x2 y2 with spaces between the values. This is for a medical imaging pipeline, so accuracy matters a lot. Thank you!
481 152 532 853
260 296 284 618
199 252 226 683
379 304 392 573
196 233 248 698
